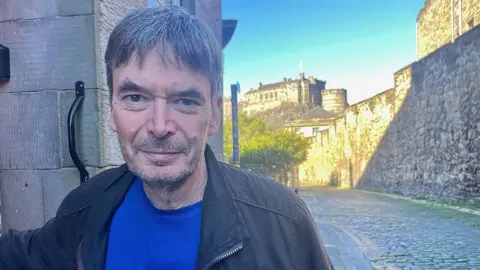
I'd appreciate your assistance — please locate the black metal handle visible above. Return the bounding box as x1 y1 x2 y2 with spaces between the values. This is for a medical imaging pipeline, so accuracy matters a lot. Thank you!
68 81 89 184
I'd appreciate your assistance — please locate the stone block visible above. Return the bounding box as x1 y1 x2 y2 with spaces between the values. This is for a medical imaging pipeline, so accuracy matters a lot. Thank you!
97 90 125 166
0 168 83 230
0 167 106 230
41 168 82 221
195 0 222 39
0 0 56 21
59 89 102 168
0 15 97 92
0 170 46 230
208 122 224 161
57 0 94 16
93 0 148 91
0 91 61 170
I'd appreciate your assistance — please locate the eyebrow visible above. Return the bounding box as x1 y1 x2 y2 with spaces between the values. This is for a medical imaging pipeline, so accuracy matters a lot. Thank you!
176 88 206 103
117 78 150 94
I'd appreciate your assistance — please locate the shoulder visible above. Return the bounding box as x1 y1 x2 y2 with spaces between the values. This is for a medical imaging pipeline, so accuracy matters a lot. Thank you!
218 162 306 221
56 165 130 216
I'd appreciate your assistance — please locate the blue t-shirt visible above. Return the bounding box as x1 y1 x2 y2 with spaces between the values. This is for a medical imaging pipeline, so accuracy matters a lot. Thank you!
105 178 203 270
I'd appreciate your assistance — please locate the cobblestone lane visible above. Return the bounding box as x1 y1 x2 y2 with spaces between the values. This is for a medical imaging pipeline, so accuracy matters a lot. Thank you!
301 187 480 270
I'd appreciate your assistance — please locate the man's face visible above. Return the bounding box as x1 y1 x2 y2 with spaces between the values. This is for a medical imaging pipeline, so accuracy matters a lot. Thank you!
109 49 221 188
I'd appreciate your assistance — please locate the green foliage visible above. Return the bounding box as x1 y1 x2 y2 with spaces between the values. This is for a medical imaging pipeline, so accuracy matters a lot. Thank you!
223 111 311 181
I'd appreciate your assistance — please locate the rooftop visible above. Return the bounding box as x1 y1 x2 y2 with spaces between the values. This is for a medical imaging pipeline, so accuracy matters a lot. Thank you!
249 102 337 130
301 106 335 119
245 79 300 95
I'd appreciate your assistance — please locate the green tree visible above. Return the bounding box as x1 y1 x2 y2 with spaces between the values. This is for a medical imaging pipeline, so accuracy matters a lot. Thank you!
223 111 311 184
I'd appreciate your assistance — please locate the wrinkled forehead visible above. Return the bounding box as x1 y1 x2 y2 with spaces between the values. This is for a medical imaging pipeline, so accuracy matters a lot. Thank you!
111 48 212 97
126 45 194 74
120 42 211 78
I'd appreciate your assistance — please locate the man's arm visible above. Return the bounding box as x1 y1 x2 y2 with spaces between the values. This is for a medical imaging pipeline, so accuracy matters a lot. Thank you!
0 217 68 270
296 200 335 270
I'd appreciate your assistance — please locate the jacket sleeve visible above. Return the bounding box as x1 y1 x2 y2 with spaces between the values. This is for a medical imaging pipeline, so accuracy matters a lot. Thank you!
0 216 69 269
295 200 335 270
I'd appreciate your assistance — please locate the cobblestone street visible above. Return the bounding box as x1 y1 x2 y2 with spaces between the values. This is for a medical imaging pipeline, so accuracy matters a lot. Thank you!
301 186 480 270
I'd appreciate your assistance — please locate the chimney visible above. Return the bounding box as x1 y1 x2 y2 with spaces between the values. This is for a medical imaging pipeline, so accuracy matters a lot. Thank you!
259 82 263 87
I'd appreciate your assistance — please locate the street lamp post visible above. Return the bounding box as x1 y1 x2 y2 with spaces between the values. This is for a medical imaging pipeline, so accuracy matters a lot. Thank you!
288 117 296 191
231 82 241 167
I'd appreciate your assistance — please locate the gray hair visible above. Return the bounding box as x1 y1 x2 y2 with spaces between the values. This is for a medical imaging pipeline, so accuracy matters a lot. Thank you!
105 6 222 98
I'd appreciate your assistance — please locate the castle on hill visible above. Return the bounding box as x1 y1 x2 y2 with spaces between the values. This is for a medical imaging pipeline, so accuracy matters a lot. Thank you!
224 72 349 117
223 72 350 139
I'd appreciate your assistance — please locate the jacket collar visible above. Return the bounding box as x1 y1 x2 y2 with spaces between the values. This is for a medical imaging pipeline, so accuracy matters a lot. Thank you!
195 144 250 269
79 144 250 270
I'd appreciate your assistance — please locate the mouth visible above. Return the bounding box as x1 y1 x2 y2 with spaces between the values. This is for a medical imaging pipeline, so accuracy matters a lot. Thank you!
143 150 179 155
141 150 181 160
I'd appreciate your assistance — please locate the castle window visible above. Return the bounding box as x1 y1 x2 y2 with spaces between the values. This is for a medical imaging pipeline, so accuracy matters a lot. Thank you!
275 92 278 98
312 127 319 137
270 92 273 99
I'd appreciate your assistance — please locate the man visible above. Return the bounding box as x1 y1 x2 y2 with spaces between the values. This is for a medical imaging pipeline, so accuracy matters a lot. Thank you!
0 6 333 270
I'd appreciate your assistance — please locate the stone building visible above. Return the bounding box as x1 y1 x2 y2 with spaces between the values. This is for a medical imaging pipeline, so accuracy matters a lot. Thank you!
417 0 480 59
223 97 232 117
222 72 349 143
286 107 336 139
299 0 480 203
223 96 245 118
241 72 348 115
242 73 325 114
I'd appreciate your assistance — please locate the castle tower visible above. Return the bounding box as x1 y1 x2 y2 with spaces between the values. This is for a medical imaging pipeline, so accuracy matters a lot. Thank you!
307 76 326 105
298 72 310 104
321 89 347 114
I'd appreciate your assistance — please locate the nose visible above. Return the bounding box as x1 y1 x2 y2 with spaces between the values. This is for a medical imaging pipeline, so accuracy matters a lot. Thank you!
145 99 176 137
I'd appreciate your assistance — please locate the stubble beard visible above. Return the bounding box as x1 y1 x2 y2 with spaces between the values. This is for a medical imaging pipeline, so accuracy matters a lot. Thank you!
121 136 205 193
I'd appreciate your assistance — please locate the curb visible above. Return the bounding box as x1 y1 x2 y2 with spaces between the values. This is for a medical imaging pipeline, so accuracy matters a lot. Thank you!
355 188 480 217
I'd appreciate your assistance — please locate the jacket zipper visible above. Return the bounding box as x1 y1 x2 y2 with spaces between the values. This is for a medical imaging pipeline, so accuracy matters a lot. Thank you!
203 243 243 270
76 241 84 270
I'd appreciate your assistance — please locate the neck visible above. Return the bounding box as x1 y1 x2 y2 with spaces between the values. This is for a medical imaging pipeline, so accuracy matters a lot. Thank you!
143 160 208 210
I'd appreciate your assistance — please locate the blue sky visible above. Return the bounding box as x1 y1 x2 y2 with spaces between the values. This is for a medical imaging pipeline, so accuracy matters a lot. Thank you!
222 0 425 104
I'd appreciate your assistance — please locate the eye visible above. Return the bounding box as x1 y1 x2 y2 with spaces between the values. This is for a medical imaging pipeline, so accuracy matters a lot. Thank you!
126 95 144 102
178 98 200 106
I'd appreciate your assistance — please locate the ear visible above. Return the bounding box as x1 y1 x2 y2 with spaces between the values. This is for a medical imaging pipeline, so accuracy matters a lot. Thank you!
208 96 222 136
109 107 118 133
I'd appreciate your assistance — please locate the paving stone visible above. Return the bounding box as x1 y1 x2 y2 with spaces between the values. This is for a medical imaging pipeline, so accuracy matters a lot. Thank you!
301 187 480 270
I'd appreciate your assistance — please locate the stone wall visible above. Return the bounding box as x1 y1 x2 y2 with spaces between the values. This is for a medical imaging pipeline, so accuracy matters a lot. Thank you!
298 87 407 188
417 0 480 59
196 0 224 161
0 0 148 231
300 25 480 203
